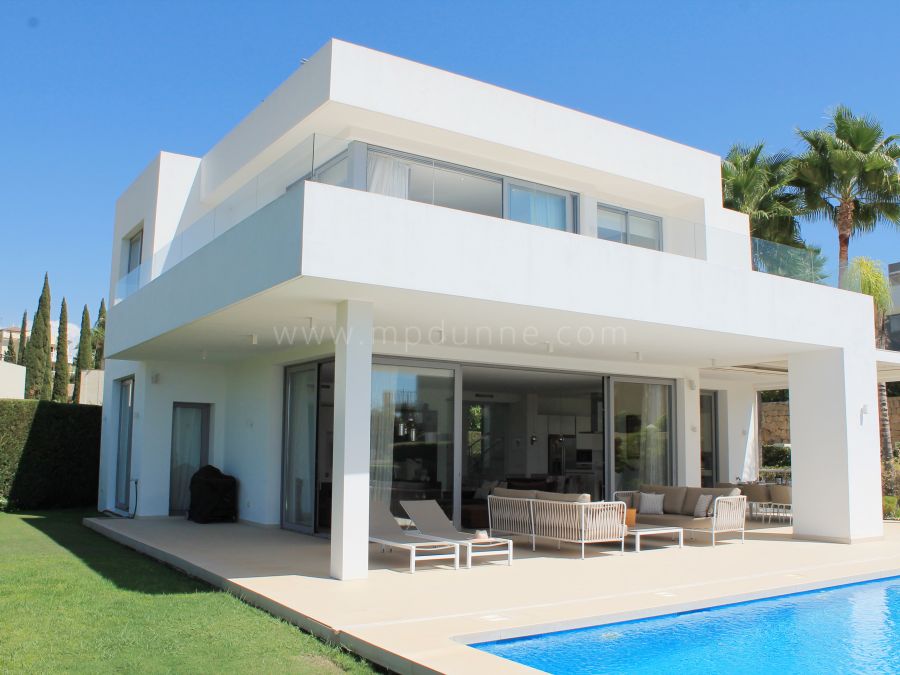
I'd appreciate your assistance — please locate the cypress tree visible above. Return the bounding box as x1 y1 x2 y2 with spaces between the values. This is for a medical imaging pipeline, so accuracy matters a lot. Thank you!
24 273 52 400
16 311 27 366
52 298 70 402
73 305 92 404
3 335 15 363
92 298 106 369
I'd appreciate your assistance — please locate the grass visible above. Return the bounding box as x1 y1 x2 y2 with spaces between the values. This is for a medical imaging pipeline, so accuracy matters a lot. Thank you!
0 509 375 674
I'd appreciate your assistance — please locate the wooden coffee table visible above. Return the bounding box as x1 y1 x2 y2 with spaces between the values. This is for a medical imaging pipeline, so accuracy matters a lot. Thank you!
626 524 684 552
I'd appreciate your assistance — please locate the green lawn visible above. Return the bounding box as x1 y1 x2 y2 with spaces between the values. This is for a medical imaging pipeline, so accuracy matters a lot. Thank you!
0 510 374 674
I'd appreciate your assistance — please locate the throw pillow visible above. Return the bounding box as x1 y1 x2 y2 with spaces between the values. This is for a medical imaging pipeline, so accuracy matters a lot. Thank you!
473 480 498 500
693 494 714 517
638 492 664 515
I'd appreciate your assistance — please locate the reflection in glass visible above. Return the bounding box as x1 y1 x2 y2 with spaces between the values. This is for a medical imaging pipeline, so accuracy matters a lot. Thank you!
597 207 627 243
370 364 455 518
613 380 672 491
699 392 717 488
508 184 569 230
284 366 318 531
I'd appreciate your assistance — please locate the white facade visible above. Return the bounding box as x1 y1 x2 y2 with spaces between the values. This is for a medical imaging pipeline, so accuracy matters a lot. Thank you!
0 361 25 399
99 40 888 578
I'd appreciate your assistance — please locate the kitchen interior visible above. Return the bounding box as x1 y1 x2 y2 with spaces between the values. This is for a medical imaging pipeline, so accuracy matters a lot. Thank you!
462 366 607 502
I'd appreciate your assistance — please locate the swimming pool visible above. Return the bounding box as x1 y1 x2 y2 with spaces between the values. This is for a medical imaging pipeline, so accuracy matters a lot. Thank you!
474 576 900 674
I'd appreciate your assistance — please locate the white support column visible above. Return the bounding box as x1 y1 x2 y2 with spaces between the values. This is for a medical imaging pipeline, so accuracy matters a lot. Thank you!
330 300 374 580
676 374 702 487
788 348 883 543
718 383 760 483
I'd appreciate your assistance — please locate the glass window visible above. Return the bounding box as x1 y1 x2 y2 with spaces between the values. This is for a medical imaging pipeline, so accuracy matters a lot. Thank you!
283 365 318 532
433 165 502 218
115 378 135 511
597 207 627 243
170 403 210 515
367 151 413 199
508 183 572 231
629 214 662 250
370 363 456 518
597 205 662 251
612 380 673 492
127 230 143 273
367 148 503 218
315 154 350 188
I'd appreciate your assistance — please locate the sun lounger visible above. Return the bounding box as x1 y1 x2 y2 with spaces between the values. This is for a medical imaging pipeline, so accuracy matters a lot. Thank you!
369 500 460 573
400 499 513 568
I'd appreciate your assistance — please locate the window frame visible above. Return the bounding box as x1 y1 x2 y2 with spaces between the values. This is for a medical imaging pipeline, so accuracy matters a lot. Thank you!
126 229 143 274
596 203 663 251
503 177 579 233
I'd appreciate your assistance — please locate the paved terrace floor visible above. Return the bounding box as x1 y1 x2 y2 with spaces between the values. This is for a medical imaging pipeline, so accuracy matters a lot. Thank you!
84 516 900 674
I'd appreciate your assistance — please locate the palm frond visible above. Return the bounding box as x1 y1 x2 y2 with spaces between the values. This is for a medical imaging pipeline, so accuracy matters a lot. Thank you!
844 257 893 314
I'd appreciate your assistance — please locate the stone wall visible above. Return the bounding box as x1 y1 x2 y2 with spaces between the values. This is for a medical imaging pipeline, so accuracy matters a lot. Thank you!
759 401 790 445
759 397 900 446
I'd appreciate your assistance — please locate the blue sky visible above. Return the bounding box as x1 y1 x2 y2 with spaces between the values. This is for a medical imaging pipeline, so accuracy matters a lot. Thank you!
2 0 900 331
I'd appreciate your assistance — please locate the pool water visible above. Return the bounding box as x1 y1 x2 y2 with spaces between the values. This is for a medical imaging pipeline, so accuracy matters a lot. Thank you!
474 576 900 674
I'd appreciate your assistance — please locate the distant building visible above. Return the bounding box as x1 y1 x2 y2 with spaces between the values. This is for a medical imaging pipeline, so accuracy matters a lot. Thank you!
0 322 79 363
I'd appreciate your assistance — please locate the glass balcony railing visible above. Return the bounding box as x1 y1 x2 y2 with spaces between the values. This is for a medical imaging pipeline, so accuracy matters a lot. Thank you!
751 237 836 286
134 131 826 304
149 133 350 282
114 264 142 303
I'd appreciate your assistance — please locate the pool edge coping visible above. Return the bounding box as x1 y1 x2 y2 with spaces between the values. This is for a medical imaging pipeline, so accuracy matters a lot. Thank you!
453 568 900 646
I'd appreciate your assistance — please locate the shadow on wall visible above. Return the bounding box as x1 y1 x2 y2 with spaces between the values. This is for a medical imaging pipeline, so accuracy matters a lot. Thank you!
19 509 217 595
0 400 101 510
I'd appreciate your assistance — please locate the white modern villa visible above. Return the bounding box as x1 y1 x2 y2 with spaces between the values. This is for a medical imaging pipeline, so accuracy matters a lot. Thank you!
97 39 900 584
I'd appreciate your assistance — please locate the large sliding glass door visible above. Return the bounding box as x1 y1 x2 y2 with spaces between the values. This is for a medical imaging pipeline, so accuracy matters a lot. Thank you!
370 361 459 520
611 378 674 493
170 403 210 515
283 365 319 532
115 377 134 512
699 391 718 488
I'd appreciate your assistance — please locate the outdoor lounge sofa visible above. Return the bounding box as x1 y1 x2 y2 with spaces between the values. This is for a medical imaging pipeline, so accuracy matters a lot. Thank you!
400 499 513 568
719 482 793 523
487 487 627 559
369 500 460 573
614 484 747 546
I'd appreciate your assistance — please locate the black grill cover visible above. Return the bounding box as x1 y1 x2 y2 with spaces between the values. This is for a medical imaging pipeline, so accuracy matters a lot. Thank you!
188 465 238 523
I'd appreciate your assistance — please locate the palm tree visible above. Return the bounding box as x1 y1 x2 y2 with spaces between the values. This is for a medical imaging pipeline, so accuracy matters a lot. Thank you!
722 143 803 245
792 106 900 286
845 257 894 494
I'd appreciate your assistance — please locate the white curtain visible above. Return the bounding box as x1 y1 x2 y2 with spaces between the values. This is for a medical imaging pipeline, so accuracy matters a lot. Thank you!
370 390 396 508
170 406 203 513
509 186 567 230
639 385 667 485
367 154 410 198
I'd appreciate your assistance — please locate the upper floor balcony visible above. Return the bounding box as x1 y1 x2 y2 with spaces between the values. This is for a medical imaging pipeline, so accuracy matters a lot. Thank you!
114 134 751 304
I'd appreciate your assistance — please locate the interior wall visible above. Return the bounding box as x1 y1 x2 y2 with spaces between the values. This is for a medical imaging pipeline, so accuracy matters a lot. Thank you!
698 376 760 483
134 361 227 517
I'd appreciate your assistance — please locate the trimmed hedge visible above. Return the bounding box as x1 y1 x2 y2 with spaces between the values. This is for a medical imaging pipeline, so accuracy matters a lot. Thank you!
762 444 791 468
0 399 101 509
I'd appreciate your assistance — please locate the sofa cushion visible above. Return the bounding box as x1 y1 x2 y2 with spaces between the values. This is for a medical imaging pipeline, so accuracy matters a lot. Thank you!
682 486 741 515
535 490 591 503
640 485 687 514
740 483 771 504
768 484 792 505
634 513 711 529
638 492 665 515
491 487 537 499
693 494 714 517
